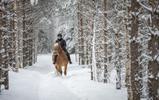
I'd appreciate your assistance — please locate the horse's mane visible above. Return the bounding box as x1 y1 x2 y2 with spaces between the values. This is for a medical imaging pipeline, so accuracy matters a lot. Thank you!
53 43 63 54
54 43 60 48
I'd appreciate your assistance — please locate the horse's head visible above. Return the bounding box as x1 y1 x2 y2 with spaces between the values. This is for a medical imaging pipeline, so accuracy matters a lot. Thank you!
53 43 62 55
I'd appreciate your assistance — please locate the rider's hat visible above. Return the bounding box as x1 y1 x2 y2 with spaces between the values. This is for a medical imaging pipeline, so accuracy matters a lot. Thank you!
57 33 62 37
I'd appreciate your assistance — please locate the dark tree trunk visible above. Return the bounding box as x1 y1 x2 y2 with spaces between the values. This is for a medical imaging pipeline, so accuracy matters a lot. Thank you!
147 25 159 100
128 0 141 100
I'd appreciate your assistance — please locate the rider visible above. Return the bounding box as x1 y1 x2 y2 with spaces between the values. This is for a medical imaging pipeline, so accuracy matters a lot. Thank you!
53 33 72 64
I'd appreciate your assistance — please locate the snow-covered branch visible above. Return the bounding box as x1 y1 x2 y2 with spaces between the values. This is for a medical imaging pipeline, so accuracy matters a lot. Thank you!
137 0 159 14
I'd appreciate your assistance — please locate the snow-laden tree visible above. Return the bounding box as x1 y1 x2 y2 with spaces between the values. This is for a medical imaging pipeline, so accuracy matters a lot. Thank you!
0 0 17 91
128 0 141 99
0 0 38 91
75 0 94 65
139 0 159 99
126 0 159 99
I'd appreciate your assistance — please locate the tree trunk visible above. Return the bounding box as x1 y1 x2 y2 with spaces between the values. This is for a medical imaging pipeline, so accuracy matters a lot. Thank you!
148 35 159 100
128 0 141 100
103 0 108 83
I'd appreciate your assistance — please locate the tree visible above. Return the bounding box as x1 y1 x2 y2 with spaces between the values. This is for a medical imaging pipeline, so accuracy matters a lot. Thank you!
128 0 141 100
0 0 38 91
147 0 159 99
0 0 17 91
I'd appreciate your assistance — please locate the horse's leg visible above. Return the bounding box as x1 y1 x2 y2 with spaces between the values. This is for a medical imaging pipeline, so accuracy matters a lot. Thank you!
55 65 57 70
55 65 59 76
64 64 68 76
59 66 62 75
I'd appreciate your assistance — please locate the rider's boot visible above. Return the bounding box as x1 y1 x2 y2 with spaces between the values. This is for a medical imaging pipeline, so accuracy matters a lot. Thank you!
67 53 72 64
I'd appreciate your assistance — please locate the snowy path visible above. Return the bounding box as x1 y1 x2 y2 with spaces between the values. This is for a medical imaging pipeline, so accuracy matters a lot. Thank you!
0 54 127 100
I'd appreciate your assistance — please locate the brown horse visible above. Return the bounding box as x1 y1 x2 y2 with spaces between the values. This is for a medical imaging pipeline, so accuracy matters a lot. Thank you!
52 43 69 76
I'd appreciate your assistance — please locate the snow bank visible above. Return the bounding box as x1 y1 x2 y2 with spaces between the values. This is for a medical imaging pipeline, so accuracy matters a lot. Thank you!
0 69 42 100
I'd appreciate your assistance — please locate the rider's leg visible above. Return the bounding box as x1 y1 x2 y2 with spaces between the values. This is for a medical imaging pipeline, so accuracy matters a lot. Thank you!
66 52 72 64
63 48 72 64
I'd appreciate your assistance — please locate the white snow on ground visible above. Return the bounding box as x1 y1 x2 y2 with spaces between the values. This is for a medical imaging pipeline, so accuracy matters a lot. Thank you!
0 54 127 100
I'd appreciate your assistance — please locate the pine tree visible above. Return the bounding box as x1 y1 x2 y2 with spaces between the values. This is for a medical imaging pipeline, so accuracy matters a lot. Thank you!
0 0 38 91
147 1 159 99
128 0 141 100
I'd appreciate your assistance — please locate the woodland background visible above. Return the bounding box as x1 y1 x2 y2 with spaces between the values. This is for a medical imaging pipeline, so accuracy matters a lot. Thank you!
0 0 159 100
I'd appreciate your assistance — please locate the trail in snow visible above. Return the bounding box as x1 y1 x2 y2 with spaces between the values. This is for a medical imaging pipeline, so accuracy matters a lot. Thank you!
0 54 127 100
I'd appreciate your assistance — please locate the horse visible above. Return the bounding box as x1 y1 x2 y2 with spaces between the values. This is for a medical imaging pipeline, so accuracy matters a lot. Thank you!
52 43 69 76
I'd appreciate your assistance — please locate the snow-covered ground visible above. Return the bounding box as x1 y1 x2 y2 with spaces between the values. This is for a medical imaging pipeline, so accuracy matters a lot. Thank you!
0 54 127 100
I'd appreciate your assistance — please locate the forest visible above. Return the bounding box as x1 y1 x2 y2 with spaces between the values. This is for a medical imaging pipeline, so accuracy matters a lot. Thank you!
0 0 159 100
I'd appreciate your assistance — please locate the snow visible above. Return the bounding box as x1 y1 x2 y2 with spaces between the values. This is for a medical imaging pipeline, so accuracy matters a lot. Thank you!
0 49 5 53
0 54 127 100
137 0 159 14
1 0 14 3
39 17 52 25
30 0 38 5
154 31 159 36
